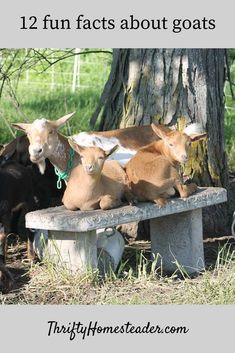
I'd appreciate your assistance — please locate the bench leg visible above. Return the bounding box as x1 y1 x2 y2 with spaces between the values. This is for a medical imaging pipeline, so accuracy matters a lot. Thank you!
150 209 205 274
46 230 97 272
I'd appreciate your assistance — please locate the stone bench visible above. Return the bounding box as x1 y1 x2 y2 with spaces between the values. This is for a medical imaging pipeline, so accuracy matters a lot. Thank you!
25 187 227 275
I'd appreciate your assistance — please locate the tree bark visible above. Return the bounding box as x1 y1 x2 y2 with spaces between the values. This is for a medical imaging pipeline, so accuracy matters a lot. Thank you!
91 49 230 236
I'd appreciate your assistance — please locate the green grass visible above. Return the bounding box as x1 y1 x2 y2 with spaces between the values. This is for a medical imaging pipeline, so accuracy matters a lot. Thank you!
0 87 102 142
1 241 235 305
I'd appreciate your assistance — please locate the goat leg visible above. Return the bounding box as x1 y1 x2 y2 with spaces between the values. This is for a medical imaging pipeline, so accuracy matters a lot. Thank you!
153 196 168 208
175 181 197 199
99 195 123 210
0 262 14 293
0 228 13 293
123 182 137 206
26 229 37 261
0 228 7 263
17 206 36 261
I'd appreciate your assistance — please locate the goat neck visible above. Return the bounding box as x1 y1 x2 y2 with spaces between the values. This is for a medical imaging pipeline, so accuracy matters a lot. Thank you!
146 140 180 167
49 134 80 172
83 166 101 186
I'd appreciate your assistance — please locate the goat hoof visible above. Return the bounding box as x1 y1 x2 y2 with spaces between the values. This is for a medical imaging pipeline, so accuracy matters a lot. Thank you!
190 183 198 193
154 198 168 208
129 198 138 206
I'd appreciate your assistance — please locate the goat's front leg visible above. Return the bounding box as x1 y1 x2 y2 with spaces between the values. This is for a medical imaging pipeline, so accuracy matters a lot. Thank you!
153 197 168 208
0 262 14 293
26 229 36 261
175 181 197 199
99 195 123 210
124 183 137 206
0 225 14 293
0 226 7 264
18 207 36 261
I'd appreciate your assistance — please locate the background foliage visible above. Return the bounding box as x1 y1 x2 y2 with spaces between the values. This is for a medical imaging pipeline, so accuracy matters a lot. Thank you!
0 48 234 168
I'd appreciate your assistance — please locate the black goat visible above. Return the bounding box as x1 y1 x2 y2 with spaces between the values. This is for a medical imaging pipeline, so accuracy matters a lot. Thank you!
1 135 65 208
0 160 37 259
0 134 65 292
0 159 36 293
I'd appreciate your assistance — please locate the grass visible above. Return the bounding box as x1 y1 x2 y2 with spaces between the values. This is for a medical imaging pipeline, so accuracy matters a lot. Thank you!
1 240 235 305
0 87 102 142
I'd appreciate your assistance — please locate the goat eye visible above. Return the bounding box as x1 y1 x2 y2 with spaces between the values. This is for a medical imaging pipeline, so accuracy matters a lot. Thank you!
169 143 174 147
49 130 53 135
98 156 104 160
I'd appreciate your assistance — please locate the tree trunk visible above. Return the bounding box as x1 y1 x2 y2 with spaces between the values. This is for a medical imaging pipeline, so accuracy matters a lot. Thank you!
91 49 230 236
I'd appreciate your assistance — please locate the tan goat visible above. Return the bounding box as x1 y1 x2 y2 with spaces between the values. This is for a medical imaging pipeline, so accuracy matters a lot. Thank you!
125 123 207 207
62 140 132 211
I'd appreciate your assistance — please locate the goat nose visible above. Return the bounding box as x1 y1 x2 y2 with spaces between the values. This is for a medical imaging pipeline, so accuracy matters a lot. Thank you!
181 154 188 162
86 164 94 172
33 147 42 154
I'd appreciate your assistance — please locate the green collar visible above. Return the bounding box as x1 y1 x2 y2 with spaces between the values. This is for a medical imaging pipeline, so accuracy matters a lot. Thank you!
54 148 75 189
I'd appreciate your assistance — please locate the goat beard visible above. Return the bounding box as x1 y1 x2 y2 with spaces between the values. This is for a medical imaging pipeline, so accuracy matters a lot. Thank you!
37 159 46 174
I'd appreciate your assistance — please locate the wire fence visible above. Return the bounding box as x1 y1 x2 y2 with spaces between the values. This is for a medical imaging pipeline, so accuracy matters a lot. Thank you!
11 48 112 92
0 49 113 141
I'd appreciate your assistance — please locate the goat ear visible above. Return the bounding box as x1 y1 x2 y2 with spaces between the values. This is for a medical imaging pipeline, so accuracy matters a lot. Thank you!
68 138 84 154
151 123 169 140
104 145 119 158
11 122 31 132
190 133 207 142
52 112 75 129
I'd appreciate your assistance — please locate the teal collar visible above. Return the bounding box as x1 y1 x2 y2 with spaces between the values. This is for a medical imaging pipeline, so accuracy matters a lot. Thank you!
54 148 75 189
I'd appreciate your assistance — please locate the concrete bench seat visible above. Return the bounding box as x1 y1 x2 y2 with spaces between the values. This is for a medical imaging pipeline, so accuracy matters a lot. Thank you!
25 187 227 274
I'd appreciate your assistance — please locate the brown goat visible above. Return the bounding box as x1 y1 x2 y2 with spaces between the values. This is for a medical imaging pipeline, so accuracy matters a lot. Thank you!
125 123 207 207
62 141 132 211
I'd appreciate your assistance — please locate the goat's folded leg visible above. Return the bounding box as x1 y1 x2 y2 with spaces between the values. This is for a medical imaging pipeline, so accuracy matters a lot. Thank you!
153 195 169 208
175 181 197 199
123 183 137 205
99 195 123 210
